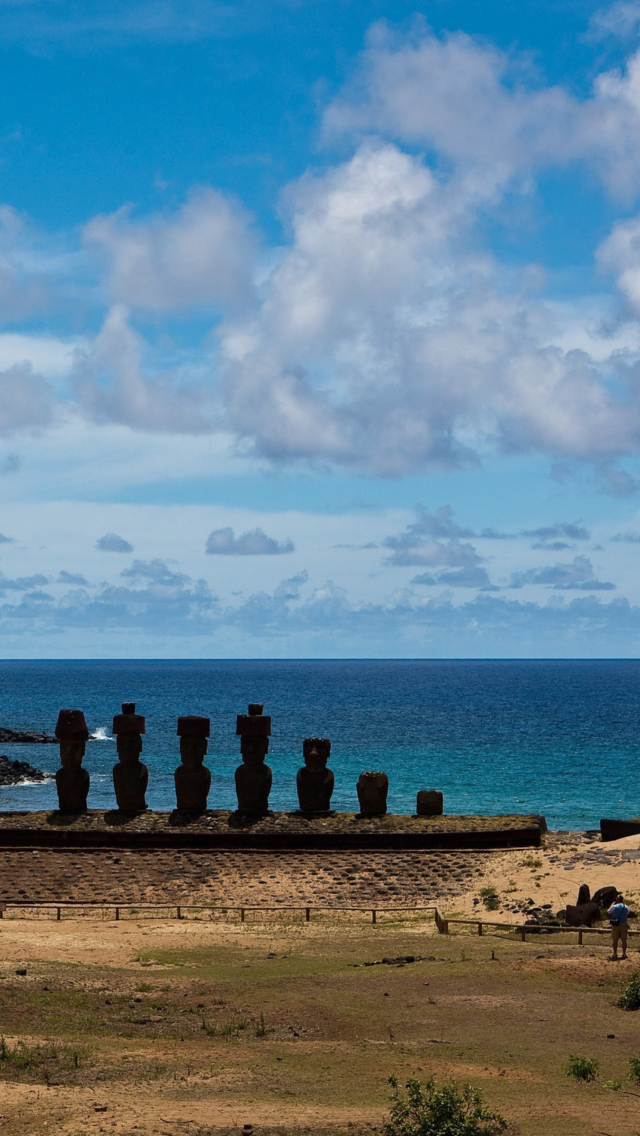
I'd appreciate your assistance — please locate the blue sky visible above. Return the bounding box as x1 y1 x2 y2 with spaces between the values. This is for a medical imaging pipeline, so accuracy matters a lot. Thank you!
5 0 640 655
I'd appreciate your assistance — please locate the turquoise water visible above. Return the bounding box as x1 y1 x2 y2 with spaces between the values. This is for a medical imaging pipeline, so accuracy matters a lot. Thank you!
0 659 636 829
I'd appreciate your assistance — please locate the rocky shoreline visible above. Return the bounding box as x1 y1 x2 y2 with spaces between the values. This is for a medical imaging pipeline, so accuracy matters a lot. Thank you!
0 755 52 786
0 727 57 744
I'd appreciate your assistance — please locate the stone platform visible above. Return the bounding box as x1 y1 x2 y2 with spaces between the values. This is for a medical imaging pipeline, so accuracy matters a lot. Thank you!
0 848 487 906
0 810 546 850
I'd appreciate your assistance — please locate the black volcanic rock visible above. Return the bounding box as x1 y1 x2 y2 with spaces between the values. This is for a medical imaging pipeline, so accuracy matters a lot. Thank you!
0 755 51 785
0 728 57 744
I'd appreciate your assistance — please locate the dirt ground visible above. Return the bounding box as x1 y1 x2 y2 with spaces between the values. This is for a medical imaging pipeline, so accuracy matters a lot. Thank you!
0 831 637 1136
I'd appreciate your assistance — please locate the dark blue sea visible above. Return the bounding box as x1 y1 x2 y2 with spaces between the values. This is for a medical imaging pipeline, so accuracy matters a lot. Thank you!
0 659 636 830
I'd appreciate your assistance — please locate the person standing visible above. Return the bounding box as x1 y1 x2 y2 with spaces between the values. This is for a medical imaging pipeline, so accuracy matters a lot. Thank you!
608 894 630 960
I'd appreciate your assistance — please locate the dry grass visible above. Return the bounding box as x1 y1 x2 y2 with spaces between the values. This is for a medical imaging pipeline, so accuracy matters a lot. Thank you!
0 915 635 1135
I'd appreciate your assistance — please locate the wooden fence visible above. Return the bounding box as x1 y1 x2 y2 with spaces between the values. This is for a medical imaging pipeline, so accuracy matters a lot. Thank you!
0 901 631 943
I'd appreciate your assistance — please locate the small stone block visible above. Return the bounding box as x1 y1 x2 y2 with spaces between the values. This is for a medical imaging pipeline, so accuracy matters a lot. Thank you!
177 716 210 738
54 709 89 741
417 790 444 817
248 703 264 715
112 713 146 735
236 714 271 737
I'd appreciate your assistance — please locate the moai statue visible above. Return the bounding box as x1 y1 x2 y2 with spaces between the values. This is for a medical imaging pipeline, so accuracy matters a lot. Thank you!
296 738 334 812
175 716 211 813
234 703 272 815
416 789 443 817
112 702 147 813
357 770 388 817
54 708 90 812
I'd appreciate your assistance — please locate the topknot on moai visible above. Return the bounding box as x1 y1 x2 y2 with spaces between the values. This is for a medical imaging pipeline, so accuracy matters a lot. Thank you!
174 716 211 813
234 703 272 815
54 708 90 813
296 737 334 813
112 702 148 814
356 770 389 817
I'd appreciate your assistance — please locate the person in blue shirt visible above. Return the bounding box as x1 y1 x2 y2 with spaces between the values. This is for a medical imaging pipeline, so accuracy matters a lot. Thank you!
608 894 630 960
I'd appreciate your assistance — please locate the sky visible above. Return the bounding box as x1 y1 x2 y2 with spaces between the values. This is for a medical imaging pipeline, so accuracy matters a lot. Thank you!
6 1 640 656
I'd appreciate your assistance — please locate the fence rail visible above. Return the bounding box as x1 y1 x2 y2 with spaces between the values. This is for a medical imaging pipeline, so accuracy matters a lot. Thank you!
0 901 631 943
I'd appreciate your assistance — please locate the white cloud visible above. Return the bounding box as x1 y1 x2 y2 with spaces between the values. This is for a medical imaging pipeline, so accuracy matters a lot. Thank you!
84 188 256 311
219 140 640 474
205 526 295 555
0 363 54 434
509 555 615 590
322 22 640 200
74 304 216 432
96 532 133 553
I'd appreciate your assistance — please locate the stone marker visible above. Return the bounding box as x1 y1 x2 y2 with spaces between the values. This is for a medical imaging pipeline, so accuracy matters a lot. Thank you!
234 703 272 815
565 901 601 927
577 883 591 906
175 716 211 813
357 770 388 817
54 708 90 812
593 885 618 910
416 789 443 817
297 738 334 812
112 702 147 813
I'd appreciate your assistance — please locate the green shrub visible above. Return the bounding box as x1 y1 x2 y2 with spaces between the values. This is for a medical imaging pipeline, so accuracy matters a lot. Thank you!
565 1055 599 1082
383 1075 507 1136
628 1057 640 1084
479 887 500 913
617 970 640 1011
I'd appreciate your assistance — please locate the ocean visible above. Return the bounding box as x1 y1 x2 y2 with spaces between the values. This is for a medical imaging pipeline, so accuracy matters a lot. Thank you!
0 658 636 830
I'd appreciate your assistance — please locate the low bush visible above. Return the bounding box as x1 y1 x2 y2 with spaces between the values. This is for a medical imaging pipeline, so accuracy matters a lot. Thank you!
617 970 640 1011
628 1057 640 1084
479 887 500 913
384 1075 507 1136
565 1055 599 1082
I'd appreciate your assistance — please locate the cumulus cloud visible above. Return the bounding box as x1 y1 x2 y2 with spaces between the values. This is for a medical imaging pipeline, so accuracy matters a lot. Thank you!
323 23 640 200
57 570 88 585
218 134 640 474
0 564 637 656
523 521 591 550
588 1 640 40
411 565 495 588
0 532 12 544
84 188 256 311
120 558 189 583
611 530 640 541
96 532 133 553
383 506 484 569
74 304 216 433
0 572 49 593
0 364 54 435
509 555 615 590
205 526 295 555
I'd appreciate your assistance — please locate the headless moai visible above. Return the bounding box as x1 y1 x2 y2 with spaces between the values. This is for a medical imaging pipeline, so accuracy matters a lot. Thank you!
54 708 90 812
175 716 211 813
297 738 334 812
416 789 444 817
235 703 272 815
357 770 388 817
112 702 147 813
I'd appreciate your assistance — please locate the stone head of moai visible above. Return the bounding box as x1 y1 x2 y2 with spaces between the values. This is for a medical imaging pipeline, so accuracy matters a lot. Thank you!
303 737 331 771
297 737 334 813
356 770 389 817
237 703 271 766
234 703 272 814
174 716 211 813
112 702 148 812
55 709 89 762
54 709 90 812
112 702 145 764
